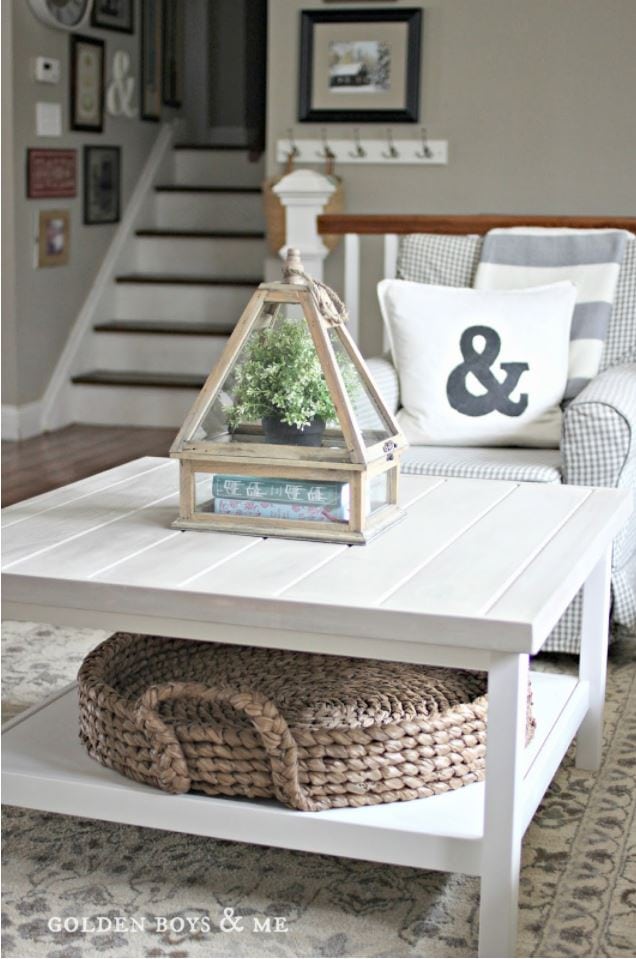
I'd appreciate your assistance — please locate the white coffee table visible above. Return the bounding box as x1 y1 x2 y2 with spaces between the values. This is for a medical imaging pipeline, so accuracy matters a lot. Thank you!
1 457 631 957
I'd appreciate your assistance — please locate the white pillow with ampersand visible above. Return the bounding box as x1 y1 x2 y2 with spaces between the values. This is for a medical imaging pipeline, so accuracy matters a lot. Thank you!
377 280 576 448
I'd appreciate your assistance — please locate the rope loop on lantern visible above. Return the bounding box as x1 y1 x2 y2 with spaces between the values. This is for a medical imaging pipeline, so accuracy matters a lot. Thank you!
283 250 348 327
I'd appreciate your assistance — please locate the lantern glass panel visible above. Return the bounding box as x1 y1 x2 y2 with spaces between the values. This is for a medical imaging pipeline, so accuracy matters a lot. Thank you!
188 300 356 457
191 469 391 525
368 471 390 515
327 327 394 448
194 470 353 525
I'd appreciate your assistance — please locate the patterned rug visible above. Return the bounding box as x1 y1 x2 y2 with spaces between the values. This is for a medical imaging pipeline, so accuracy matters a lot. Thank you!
2 621 635 959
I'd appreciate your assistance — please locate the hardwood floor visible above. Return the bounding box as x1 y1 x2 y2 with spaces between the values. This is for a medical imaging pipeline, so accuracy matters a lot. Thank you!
2 424 176 507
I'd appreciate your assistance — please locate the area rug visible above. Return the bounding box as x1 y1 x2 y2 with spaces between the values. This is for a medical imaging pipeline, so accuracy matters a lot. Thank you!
2 621 635 959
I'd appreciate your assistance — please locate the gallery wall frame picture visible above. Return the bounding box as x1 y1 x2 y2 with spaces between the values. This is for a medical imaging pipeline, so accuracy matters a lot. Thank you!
92 0 134 33
162 0 184 107
299 8 422 123
37 209 70 267
27 148 77 199
70 34 105 132
141 0 162 120
83 145 121 224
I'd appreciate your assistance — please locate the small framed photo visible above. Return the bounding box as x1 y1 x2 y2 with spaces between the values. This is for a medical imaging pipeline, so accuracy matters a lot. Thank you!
70 34 105 132
299 8 422 123
162 0 184 107
92 0 134 33
141 0 162 120
84 146 121 224
38 209 70 267
27 149 77 199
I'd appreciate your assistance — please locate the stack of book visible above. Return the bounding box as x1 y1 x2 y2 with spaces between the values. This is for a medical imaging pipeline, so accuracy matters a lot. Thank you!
212 474 350 524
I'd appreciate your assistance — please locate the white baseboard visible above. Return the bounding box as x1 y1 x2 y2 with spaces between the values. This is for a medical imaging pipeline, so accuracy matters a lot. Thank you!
2 401 44 440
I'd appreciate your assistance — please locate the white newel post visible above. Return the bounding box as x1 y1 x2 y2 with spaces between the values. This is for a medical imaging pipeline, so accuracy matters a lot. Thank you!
273 169 336 281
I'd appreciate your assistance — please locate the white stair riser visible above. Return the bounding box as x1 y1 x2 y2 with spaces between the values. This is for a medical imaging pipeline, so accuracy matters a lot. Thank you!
153 192 264 231
115 283 253 321
134 236 265 277
71 384 198 428
89 332 229 375
173 150 264 187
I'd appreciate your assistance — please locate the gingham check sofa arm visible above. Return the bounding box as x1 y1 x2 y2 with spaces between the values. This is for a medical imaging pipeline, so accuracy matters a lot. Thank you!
561 363 636 489
366 355 400 415
562 363 636 632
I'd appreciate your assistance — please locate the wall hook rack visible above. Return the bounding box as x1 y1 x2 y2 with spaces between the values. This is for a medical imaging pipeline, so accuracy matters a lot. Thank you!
277 132 448 166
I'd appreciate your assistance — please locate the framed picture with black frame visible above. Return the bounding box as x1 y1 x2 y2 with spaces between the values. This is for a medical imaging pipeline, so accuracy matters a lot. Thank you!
140 0 162 120
91 0 134 33
299 8 422 123
83 145 121 225
70 34 105 132
162 0 184 107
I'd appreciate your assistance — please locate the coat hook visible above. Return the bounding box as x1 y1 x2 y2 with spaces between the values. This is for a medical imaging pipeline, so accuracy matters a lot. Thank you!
286 128 300 159
382 128 399 159
349 128 367 159
317 128 336 160
415 127 433 159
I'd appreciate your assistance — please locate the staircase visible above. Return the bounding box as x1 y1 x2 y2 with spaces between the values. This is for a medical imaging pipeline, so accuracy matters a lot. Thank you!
70 143 266 428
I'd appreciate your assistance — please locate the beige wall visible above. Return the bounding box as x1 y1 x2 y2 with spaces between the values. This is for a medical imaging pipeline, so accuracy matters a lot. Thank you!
267 0 636 356
4 0 178 407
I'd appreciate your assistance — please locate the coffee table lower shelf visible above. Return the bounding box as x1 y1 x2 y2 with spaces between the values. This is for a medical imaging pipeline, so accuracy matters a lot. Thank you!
2 671 587 878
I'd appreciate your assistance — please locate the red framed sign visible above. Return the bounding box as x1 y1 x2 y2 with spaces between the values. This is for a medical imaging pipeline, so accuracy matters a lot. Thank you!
27 149 77 199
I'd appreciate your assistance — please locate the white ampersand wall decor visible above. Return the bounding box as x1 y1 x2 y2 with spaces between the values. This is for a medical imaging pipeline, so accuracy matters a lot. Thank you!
106 50 136 118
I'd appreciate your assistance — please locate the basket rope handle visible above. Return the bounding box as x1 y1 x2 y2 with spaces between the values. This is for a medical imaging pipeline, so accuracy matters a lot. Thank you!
134 682 321 811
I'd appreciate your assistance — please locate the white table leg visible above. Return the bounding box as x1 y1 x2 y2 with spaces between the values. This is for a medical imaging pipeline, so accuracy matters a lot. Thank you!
575 546 612 771
478 652 529 959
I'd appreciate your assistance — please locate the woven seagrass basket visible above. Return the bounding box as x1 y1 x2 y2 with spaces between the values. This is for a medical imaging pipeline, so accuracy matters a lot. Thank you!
78 633 535 812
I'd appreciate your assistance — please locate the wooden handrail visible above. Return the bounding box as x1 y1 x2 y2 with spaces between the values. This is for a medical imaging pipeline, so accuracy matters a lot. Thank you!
317 213 636 236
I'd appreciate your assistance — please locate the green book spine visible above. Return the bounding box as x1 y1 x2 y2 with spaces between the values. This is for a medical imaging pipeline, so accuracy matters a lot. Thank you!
212 474 347 507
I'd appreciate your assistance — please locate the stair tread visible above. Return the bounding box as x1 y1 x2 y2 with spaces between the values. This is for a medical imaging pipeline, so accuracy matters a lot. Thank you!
155 184 262 194
135 228 265 239
72 370 205 389
115 273 261 286
94 320 235 336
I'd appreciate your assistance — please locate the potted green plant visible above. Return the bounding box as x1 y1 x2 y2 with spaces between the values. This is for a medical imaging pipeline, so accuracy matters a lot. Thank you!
226 321 349 447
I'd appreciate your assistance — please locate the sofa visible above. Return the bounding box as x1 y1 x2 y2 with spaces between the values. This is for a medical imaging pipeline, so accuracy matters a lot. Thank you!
367 229 636 654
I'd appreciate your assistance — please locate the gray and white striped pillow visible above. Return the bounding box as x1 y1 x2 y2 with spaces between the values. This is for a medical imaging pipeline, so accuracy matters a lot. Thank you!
474 228 631 399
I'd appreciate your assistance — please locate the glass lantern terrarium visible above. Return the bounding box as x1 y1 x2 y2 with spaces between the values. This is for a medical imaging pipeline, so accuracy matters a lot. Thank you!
170 249 407 544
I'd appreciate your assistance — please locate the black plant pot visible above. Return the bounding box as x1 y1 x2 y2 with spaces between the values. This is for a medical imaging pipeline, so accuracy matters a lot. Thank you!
261 414 326 447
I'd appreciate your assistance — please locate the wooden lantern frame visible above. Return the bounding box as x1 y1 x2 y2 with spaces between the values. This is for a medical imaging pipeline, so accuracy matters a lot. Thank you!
170 263 407 544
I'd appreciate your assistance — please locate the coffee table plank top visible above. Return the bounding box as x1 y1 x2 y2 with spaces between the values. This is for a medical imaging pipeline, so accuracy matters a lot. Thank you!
1 460 178 568
2 457 631 655
0 457 166 530
488 490 627 637
380 482 590 616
